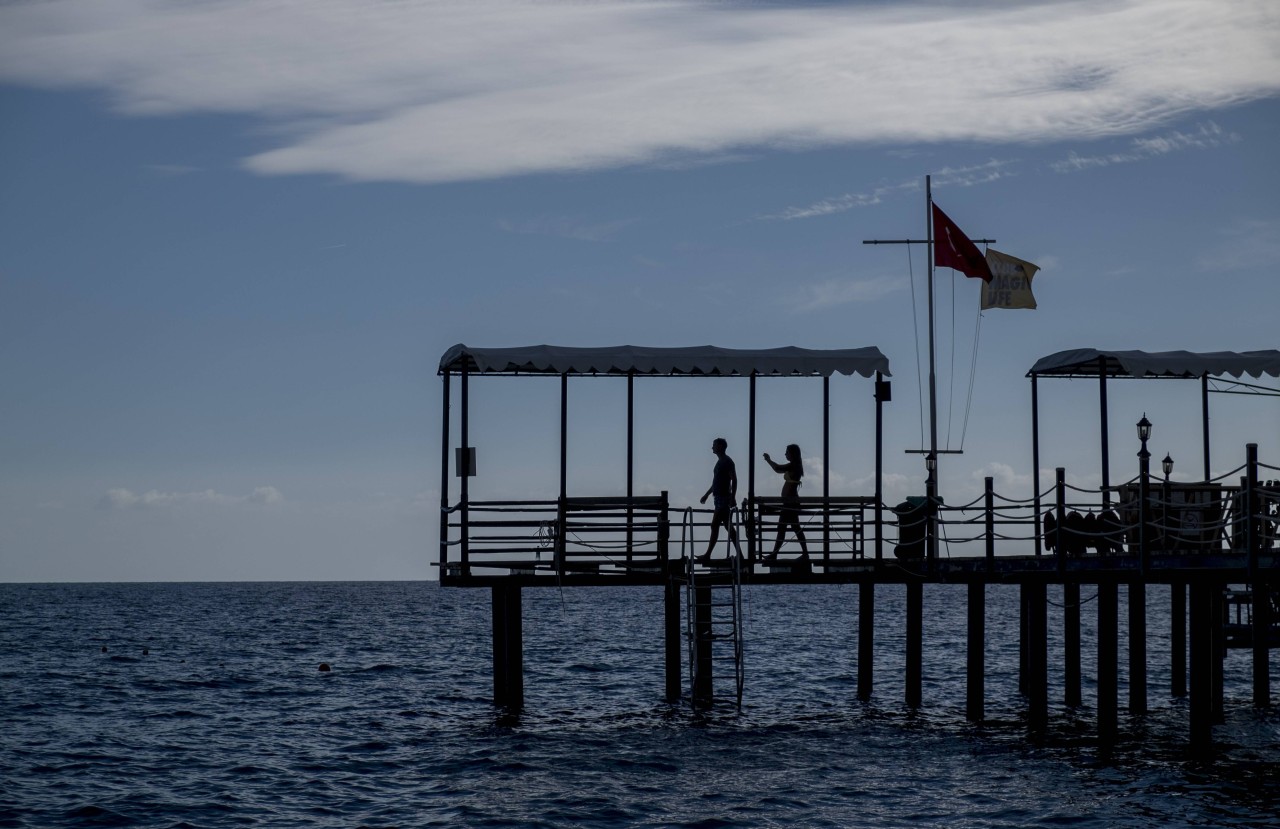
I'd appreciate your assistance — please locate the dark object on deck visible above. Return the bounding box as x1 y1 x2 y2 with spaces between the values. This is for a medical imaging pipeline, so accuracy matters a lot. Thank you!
1082 512 1100 553
1064 511 1087 557
894 498 928 559
1042 510 1057 553
1099 509 1125 554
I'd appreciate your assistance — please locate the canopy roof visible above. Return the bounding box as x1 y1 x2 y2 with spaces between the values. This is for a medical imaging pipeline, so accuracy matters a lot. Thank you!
439 344 891 378
1028 348 1280 380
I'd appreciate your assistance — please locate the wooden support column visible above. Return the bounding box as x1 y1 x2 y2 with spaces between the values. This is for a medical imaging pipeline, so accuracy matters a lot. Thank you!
1171 582 1187 698
1189 581 1213 749
906 582 923 708
1129 581 1148 717
693 585 713 705
858 582 874 701
1064 582 1082 707
492 585 524 710
1097 582 1119 746
1254 581 1272 707
967 581 984 722
1211 585 1225 724
1018 584 1029 695
1027 582 1048 729
1246 444 1270 707
664 580 682 702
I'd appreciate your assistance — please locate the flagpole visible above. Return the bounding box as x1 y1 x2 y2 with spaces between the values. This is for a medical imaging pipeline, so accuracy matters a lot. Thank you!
925 175 938 563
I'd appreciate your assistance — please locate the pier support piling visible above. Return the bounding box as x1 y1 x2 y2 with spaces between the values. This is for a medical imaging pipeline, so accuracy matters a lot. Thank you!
906 582 923 709
1254 581 1272 707
693 585 713 705
1098 583 1119 746
858 582 874 701
1129 582 1148 717
1190 581 1213 749
1063 582 1082 707
664 580 682 702
967 582 984 722
492 584 524 710
1027 582 1048 729
1171 582 1186 698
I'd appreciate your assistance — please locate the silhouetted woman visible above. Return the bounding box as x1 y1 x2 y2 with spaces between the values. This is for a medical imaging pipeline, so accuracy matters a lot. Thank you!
764 444 808 559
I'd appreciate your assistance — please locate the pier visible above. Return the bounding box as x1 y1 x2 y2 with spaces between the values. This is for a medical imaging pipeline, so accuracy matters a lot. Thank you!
437 344 1280 748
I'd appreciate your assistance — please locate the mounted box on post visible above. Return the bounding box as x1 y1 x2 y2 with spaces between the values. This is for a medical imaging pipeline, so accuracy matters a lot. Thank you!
455 447 476 477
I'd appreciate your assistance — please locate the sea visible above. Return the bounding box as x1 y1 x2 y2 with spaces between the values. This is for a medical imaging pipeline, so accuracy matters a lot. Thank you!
2 581 1278 828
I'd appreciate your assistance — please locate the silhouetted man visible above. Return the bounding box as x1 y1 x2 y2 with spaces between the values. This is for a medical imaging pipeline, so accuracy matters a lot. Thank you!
698 437 738 562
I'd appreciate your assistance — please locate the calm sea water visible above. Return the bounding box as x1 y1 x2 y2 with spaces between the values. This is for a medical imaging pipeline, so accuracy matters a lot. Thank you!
1 581 1277 828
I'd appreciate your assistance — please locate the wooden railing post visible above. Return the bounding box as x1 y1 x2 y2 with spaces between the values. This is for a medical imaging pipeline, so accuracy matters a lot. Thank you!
984 476 995 568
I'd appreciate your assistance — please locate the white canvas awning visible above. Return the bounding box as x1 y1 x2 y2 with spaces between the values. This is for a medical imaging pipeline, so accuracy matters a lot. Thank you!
439 344 891 378
1028 349 1280 380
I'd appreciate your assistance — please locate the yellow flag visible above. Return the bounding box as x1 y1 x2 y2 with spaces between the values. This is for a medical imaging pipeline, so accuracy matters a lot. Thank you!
981 249 1040 310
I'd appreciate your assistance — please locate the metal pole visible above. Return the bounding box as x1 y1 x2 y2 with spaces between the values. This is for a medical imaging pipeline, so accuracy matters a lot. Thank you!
440 373 451 572
823 375 831 563
875 372 885 561
559 373 568 501
925 175 939 564
1032 375 1042 555
627 372 634 563
461 366 470 573
749 372 757 561
1100 361 1111 508
1202 373 1211 480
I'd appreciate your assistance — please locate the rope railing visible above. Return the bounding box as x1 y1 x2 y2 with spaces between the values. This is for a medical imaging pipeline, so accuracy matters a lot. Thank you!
440 446 1276 575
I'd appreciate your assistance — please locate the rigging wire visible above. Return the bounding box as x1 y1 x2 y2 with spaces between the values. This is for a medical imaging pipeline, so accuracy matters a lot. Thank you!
960 306 984 450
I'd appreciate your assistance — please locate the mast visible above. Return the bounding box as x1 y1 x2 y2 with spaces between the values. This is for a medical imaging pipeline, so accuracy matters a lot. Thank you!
925 175 938 562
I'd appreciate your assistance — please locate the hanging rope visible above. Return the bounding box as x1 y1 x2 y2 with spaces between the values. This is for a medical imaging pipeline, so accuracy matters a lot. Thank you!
907 246 925 448
959 307 984 450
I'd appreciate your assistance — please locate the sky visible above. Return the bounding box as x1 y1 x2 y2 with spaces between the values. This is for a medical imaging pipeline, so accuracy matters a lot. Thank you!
2 0 1278 582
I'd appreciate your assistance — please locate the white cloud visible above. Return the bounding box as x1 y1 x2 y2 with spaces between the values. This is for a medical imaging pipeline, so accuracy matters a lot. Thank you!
1050 121 1241 172
790 274 905 312
1 1 1276 184
97 486 284 509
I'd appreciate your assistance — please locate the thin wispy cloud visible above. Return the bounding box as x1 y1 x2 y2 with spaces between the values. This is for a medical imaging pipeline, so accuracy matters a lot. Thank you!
145 163 201 176
790 274 904 313
1196 217 1280 272
1050 121 1241 173
1 1 1277 185
768 160 1015 221
97 486 283 509
498 216 638 242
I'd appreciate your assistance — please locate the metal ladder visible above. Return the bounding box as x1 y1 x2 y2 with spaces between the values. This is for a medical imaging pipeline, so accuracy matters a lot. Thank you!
682 508 745 707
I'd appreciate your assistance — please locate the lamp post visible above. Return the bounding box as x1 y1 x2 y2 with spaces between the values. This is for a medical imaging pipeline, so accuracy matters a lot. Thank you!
1163 453 1174 552
1137 414 1152 564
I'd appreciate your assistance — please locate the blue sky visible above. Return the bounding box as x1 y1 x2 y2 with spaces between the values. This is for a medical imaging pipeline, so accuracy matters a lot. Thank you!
2 0 1278 581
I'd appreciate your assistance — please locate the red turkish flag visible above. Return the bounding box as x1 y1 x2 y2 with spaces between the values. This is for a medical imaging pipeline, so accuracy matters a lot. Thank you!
932 203 993 282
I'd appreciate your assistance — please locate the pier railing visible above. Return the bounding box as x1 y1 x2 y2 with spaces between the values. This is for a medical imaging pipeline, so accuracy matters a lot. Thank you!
439 447 1277 581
